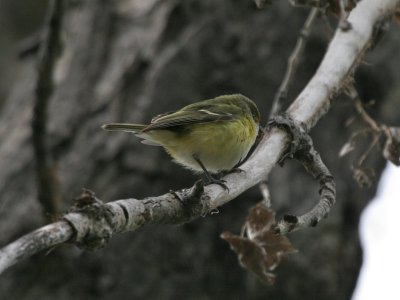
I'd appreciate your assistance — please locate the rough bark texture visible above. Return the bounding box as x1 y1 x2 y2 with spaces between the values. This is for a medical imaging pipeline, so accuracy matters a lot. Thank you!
0 0 399 299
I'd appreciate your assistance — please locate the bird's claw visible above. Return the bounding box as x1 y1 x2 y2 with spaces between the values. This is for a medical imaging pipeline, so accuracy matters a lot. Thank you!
229 167 245 174
204 177 229 191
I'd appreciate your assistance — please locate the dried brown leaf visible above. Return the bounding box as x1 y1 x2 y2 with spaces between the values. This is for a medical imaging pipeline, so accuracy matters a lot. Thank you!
221 232 277 284
245 203 275 239
352 167 375 188
221 203 297 284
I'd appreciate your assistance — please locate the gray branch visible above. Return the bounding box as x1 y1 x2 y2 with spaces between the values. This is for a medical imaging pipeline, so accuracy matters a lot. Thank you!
267 113 335 234
276 135 336 234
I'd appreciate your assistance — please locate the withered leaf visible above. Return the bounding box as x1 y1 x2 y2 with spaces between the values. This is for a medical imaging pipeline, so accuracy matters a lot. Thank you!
352 167 375 188
221 231 276 284
221 203 297 284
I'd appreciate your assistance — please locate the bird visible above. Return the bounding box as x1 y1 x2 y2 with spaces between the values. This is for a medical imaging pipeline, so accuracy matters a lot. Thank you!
102 94 260 189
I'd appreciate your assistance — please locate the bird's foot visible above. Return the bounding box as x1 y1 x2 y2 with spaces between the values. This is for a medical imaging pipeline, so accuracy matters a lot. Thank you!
204 176 229 191
219 167 245 177
229 167 245 174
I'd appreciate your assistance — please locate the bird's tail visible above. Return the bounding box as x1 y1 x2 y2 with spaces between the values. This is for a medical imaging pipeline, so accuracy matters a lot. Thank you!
101 123 146 133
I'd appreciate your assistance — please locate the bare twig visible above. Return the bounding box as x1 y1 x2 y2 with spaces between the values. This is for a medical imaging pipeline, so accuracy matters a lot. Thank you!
275 137 335 234
344 84 399 172
32 0 64 216
347 85 380 132
268 114 335 234
1 0 399 275
357 132 380 166
343 85 382 167
269 7 319 119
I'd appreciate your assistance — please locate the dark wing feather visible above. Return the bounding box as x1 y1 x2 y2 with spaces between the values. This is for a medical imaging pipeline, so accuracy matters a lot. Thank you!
143 106 236 131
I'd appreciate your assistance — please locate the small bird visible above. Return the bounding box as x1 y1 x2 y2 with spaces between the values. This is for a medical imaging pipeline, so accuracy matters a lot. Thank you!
102 94 260 189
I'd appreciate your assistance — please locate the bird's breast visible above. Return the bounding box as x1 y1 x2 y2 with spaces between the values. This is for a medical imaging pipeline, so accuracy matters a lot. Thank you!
161 116 258 173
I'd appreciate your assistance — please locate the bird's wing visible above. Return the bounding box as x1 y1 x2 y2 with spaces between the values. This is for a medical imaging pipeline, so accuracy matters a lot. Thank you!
143 105 237 131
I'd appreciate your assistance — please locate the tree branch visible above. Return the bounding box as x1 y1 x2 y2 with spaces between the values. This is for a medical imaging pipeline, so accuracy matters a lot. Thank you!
0 222 73 271
267 114 335 234
1 0 399 275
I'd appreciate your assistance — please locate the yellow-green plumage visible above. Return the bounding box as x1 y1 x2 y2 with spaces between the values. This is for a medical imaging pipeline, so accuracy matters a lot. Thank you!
157 115 257 173
102 94 260 176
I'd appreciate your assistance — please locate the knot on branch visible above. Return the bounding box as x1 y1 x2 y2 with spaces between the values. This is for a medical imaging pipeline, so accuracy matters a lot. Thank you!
170 180 211 221
268 113 310 164
63 189 115 251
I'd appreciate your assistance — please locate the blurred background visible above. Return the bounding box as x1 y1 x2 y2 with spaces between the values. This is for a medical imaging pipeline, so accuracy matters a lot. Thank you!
0 0 399 299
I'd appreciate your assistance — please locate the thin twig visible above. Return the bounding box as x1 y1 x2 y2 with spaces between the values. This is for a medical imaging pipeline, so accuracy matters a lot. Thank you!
344 84 383 167
346 84 381 132
268 114 335 234
276 142 335 234
269 7 319 119
345 84 399 166
32 0 64 216
357 132 380 166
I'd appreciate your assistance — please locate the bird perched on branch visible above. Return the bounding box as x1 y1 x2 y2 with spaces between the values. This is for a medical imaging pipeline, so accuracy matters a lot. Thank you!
102 94 260 189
